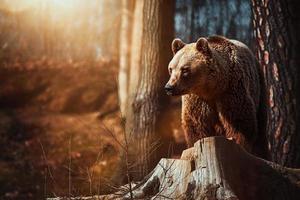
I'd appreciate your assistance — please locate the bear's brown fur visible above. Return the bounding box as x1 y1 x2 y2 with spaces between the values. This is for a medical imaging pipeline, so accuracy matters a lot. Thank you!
165 35 268 158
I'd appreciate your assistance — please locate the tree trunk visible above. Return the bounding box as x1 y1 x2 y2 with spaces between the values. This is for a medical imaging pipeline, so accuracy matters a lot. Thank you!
175 0 252 45
251 0 300 167
125 0 174 180
121 137 300 200
189 0 195 42
118 0 135 116
49 137 300 200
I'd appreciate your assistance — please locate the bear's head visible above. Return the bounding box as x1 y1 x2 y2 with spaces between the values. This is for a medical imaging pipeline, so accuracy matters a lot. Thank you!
165 37 222 100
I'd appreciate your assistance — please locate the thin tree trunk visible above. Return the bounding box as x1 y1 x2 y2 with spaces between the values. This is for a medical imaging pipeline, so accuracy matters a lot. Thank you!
118 0 134 116
251 0 300 167
125 0 174 180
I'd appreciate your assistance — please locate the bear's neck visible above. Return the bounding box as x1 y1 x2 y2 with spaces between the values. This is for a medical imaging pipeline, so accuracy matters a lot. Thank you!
184 93 217 111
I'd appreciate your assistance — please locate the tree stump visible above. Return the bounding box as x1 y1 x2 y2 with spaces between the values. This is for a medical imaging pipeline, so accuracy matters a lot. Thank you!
48 136 300 200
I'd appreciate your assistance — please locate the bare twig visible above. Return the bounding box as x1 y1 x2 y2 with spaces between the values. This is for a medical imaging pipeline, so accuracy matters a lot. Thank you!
68 136 72 198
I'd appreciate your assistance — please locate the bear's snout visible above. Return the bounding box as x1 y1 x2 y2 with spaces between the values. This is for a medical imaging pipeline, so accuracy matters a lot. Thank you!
164 84 174 95
165 83 183 96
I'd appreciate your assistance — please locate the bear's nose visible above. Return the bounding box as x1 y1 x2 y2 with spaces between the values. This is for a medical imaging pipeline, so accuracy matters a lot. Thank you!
164 84 174 95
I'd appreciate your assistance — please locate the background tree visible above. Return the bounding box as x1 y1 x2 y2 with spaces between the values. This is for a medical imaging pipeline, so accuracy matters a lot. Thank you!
175 0 251 44
251 0 300 167
118 0 135 116
124 0 175 180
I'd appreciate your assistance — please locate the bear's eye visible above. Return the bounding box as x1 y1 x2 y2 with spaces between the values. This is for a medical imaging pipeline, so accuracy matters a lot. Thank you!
168 68 173 75
181 67 190 77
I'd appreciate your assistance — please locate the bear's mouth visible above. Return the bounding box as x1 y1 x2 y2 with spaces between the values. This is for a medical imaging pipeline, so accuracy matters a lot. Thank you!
165 88 186 96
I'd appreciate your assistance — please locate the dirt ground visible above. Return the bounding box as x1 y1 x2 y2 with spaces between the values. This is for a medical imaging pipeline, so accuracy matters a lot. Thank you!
0 59 184 199
0 59 123 199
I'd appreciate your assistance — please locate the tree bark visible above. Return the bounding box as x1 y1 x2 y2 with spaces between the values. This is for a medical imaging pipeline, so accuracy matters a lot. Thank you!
118 0 135 116
125 0 174 180
251 0 300 167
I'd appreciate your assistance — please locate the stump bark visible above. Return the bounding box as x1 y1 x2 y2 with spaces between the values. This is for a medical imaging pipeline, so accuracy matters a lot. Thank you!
48 137 300 200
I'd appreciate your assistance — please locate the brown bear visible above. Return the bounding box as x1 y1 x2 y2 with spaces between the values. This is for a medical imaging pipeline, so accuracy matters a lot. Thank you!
165 35 268 158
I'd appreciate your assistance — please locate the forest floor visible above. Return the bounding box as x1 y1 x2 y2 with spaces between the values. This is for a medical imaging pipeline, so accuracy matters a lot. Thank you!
0 59 184 199
0 59 123 199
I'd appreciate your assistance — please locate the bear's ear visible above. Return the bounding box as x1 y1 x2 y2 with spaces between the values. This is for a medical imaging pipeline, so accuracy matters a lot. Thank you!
196 37 211 56
172 38 185 55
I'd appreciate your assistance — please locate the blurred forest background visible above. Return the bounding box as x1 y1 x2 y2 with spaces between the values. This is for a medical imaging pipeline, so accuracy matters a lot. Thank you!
0 0 299 199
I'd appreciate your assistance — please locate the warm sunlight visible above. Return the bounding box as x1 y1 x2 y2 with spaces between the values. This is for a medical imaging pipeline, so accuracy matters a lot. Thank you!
3 0 79 11
2 0 82 16
0 0 112 61
2 0 297 199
